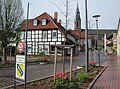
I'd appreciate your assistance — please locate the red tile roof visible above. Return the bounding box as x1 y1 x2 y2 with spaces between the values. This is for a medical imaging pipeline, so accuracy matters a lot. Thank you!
67 29 85 39
20 12 59 30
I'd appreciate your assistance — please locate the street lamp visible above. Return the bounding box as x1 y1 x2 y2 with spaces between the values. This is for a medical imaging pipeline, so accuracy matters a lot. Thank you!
92 14 101 67
85 0 89 73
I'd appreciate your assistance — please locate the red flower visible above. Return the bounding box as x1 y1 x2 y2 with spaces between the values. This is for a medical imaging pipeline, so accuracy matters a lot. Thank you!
4 60 11 63
89 60 96 65
64 76 67 79
56 72 67 79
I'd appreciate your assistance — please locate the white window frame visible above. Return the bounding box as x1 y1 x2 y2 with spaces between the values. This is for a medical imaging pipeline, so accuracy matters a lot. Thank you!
20 32 24 39
33 19 38 26
42 18 47 25
28 31 31 38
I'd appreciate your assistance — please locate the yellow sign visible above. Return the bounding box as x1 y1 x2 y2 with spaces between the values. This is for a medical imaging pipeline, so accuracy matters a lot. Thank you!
17 64 24 77
16 55 25 80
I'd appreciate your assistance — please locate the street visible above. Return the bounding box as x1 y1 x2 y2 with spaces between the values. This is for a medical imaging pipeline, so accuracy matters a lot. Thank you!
0 51 108 89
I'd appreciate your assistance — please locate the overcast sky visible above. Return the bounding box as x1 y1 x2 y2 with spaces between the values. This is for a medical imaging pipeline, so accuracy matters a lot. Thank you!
22 0 120 29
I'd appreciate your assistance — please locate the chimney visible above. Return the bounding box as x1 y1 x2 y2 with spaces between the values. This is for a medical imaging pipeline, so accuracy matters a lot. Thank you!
59 19 61 25
54 12 58 22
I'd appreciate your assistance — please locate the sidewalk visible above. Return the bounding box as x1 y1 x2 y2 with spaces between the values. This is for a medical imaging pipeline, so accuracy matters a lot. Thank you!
92 53 120 89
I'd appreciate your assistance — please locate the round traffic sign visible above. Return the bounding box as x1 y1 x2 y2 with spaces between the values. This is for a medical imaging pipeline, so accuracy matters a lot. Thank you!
17 40 24 53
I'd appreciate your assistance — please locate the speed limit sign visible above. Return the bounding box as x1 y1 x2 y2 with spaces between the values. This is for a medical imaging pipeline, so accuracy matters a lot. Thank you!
17 40 24 53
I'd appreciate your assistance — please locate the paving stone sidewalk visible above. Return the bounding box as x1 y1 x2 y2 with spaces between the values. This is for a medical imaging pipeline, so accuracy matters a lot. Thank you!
92 53 120 89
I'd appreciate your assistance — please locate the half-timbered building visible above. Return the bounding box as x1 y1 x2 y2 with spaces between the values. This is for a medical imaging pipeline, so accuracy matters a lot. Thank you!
19 12 77 55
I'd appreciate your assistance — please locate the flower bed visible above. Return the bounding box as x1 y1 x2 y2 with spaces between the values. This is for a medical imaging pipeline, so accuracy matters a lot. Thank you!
0 59 15 68
8 64 105 89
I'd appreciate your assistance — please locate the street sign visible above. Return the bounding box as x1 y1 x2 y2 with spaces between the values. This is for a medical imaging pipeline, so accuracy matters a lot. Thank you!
17 40 24 53
16 55 25 80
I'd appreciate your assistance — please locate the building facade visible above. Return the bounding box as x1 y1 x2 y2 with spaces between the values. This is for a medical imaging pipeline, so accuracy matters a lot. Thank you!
19 12 77 55
117 18 120 56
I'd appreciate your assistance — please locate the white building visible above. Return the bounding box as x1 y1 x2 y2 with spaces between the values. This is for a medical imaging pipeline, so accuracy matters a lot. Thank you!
19 12 78 55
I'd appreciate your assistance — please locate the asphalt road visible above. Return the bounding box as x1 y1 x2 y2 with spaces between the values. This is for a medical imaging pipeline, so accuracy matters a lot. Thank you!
0 51 108 89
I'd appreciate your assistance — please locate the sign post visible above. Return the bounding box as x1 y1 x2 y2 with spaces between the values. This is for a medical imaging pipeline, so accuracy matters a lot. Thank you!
14 40 26 89
16 55 25 80
14 3 29 89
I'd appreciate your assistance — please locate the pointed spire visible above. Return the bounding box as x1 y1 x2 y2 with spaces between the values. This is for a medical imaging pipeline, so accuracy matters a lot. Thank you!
76 2 79 14
74 2 81 30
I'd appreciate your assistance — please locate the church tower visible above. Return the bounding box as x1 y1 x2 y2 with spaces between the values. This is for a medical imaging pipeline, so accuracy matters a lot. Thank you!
74 3 81 30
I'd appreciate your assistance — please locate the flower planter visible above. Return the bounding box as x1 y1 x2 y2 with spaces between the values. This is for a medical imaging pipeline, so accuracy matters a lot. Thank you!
7 66 106 89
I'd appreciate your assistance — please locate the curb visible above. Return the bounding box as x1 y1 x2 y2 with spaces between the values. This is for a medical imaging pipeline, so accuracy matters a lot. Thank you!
5 68 78 89
4 75 53 89
4 67 105 89
87 66 107 89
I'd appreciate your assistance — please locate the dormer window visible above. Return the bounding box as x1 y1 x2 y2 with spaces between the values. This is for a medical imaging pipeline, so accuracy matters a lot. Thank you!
42 18 47 25
33 19 38 26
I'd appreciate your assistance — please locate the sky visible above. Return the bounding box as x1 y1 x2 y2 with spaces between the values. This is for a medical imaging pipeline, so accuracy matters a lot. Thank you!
22 0 120 29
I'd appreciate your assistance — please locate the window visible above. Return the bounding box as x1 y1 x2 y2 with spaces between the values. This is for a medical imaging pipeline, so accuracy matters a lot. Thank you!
42 18 47 25
28 44 31 53
33 19 38 26
44 48 48 52
43 31 47 38
28 31 31 38
52 30 57 37
20 32 24 39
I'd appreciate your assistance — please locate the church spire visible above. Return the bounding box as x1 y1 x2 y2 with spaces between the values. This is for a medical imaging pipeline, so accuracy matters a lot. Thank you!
74 3 81 30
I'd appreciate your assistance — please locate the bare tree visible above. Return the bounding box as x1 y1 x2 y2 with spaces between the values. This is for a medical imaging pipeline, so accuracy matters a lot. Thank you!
50 0 77 72
50 0 76 29
0 0 23 61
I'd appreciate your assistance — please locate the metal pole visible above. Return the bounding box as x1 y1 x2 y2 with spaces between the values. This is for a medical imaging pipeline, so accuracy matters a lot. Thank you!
92 15 100 66
62 0 68 73
96 19 100 67
25 2 29 89
104 34 107 52
85 0 89 73
43 37 45 60
62 49 65 72
54 47 57 82
14 39 17 89
70 48 73 82
66 0 68 31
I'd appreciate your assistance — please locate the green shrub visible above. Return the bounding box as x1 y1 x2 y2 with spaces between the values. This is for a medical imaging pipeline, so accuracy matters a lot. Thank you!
53 81 61 89
68 82 78 89
0 57 2 63
89 70 99 76
76 73 88 83
82 64 85 68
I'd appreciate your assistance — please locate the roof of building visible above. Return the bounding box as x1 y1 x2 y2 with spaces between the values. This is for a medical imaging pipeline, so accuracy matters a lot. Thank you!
67 29 85 39
21 12 59 30
82 29 117 36
20 12 66 36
